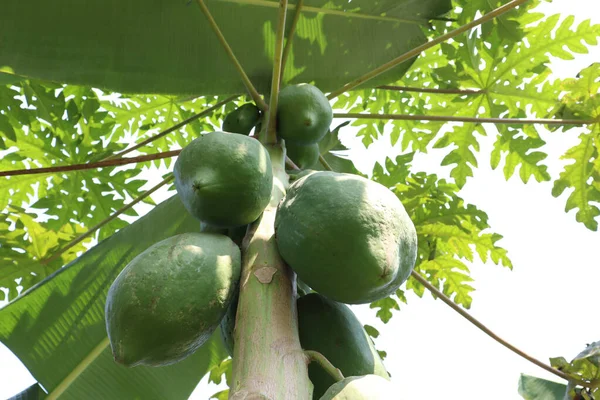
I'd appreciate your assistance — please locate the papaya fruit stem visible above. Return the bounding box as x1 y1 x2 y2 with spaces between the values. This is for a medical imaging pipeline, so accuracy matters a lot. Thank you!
304 350 345 383
194 0 267 111
263 0 289 144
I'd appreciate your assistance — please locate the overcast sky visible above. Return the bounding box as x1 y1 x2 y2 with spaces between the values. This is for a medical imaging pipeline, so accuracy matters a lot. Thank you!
1 1 599 399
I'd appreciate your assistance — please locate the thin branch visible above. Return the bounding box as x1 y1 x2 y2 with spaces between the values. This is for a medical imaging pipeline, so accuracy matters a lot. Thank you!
280 0 304 83
40 176 174 267
285 156 300 171
304 350 345 383
318 155 333 171
0 150 180 177
104 95 239 160
195 0 268 111
334 113 597 126
327 0 529 100
377 85 485 95
264 0 288 144
410 270 600 388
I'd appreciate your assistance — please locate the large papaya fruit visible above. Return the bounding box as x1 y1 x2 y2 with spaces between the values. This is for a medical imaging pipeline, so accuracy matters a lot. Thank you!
297 294 389 399
277 84 332 145
222 103 261 135
104 232 241 367
319 375 393 400
275 171 417 304
174 131 273 228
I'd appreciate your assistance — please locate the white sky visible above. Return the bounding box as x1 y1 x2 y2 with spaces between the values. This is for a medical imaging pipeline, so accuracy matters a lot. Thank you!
1 1 599 399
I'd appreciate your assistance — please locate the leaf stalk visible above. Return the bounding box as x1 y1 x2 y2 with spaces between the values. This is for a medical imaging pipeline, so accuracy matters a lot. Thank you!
264 0 289 144
410 270 599 388
195 0 268 110
335 113 597 126
327 0 530 100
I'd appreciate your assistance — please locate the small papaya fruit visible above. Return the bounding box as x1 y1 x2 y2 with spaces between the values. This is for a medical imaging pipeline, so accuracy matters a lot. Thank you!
275 171 417 304
104 232 241 367
286 142 320 169
319 375 393 400
222 103 261 135
297 294 389 399
277 84 332 145
174 131 273 228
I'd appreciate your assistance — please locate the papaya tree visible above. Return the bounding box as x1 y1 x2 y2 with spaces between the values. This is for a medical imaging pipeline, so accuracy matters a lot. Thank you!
0 0 599 399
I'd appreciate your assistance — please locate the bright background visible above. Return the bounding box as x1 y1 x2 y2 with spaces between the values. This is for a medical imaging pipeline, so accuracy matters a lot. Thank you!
1 1 599 399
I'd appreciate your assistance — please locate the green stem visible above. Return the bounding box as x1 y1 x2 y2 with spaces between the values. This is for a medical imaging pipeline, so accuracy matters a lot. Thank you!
264 0 289 144
334 113 597 126
195 0 268 111
40 176 174 266
304 350 345 383
318 155 333 171
327 0 529 100
103 95 239 161
280 0 304 83
410 270 600 388
0 150 180 178
230 145 311 399
377 85 485 95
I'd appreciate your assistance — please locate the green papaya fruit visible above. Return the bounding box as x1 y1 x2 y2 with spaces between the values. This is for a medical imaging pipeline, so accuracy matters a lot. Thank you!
174 131 273 228
319 375 393 400
277 84 332 145
200 222 247 246
275 171 417 304
297 294 389 399
222 103 261 135
105 232 241 367
286 142 320 169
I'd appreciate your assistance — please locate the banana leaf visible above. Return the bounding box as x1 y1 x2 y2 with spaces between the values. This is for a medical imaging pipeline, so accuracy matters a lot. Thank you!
0 0 451 95
0 196 228 400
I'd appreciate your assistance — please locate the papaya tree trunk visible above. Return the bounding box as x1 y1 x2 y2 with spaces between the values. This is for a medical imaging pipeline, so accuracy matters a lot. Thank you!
229 144 311 399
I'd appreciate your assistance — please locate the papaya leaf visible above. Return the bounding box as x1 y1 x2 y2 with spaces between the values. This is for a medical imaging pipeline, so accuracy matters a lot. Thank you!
0 0 451 95
0 196 228 399
7 383 46 400
517 374 567 400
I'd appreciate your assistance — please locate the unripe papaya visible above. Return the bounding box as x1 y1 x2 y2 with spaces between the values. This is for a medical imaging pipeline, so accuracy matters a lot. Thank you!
286 142 320 169
104 232 241 367
174 131 273 228
277 84 332 145
275 171 417 304
222 103 261 135
297 294 389 399
320 375 393 400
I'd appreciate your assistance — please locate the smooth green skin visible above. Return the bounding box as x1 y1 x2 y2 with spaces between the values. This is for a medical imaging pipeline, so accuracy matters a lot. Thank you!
174 131 273 228
298 294 389 399
104 232 241 367
277 84 333 145
275 171 417 304
222 103 261 135
320 375 393 400
286 142 320 169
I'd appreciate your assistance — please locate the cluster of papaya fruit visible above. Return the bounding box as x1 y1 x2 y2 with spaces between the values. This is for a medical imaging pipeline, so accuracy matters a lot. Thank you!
104 83 417 399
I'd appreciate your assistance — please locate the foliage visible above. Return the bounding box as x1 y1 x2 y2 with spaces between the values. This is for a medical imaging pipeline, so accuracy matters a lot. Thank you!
518 374 567 400
551 341 600 399
0 0 598 398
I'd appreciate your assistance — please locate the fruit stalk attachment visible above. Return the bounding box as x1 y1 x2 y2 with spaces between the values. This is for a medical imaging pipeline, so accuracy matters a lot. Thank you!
230 145 311 399
304 350 345 383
